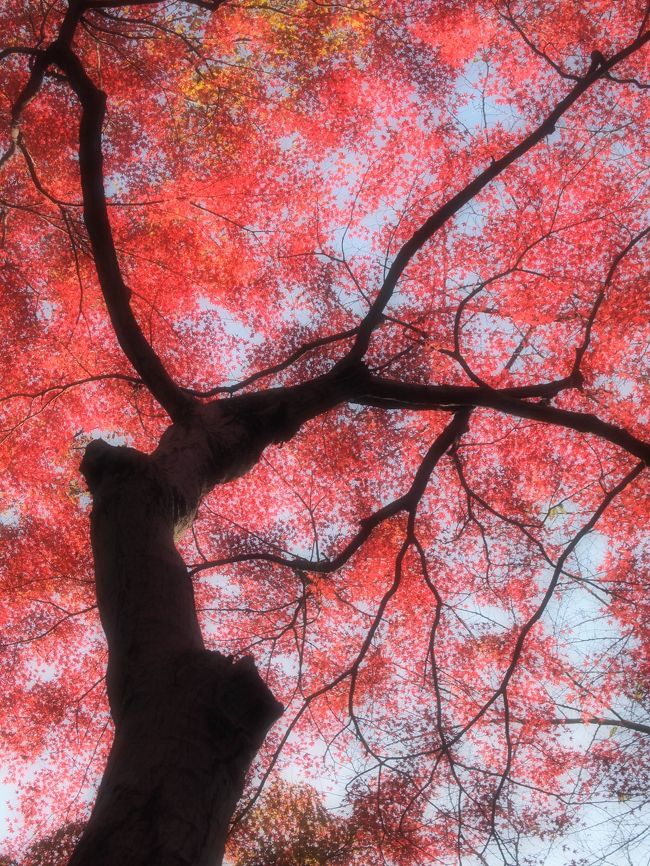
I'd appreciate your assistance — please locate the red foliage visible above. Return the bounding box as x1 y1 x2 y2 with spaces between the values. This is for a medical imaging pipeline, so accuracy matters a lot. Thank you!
0 0 649 862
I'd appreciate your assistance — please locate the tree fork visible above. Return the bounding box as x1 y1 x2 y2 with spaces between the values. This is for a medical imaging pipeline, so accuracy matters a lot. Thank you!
70 365 370 865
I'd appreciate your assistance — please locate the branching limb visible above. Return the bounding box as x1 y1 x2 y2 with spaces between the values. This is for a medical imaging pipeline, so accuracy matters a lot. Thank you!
445 461 645 749
189 326 359 397
359 376 650 464
0 50 48 170
48 42 192 419
342 30 650 364
233 409 471 820
190 409 471 577
0 373 140 405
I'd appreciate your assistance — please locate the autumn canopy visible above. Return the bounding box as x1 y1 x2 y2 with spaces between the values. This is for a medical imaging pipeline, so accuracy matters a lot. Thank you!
0 0 649 863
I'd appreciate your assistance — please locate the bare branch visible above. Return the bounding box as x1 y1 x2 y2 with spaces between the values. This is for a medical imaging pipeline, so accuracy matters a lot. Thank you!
189 326 359 397
191 409 471 577
549 716 650 736
49 42 192 419
572 226 649 377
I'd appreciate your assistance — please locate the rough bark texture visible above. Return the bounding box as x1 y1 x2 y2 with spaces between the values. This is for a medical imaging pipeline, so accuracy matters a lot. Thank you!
71 437 283 866
67 649 281 866
69 367 367 866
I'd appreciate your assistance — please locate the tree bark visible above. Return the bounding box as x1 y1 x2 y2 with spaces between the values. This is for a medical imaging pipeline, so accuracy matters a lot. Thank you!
69 366 368 866
67 650 281 866
69 439 282 866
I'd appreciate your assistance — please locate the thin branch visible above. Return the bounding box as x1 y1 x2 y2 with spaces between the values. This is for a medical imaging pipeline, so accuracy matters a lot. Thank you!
548 716 650 736
572 227 649 377
188 326 359 396
190 410 470 576
343 33 650 363
0 373 140 405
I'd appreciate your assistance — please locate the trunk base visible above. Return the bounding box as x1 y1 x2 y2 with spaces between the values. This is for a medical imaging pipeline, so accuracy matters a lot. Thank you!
69 651 282 866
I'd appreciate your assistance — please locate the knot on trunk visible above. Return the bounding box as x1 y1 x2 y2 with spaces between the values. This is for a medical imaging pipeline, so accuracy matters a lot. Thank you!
216 653 284 748
176 651 284 758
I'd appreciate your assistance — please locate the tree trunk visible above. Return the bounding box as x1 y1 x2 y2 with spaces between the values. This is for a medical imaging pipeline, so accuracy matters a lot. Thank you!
68 367 368 865
70 439 282 866
67 650 281 866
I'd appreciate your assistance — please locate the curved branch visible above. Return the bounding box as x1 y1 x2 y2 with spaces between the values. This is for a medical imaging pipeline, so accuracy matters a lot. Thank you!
359 375 650 463
417 461 645 758
344 31 650 362
189 326 359 397
0 49 48 169
49 42 192 419
17 134 83 207
190 409 471 576
1 604 98 648
4 0 201 418
0 372 140 404
572 226 649 377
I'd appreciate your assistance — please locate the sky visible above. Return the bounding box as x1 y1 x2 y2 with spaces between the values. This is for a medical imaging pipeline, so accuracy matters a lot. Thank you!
2 13 649 866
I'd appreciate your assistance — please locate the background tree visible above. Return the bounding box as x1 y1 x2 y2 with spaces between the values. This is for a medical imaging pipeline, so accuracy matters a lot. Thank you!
0 0 649 864
226 780 362 866
1 823 85 866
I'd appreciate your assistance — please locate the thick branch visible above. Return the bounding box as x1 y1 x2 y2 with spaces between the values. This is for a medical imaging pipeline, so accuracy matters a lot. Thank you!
359 376 650 463
49 43 191 419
